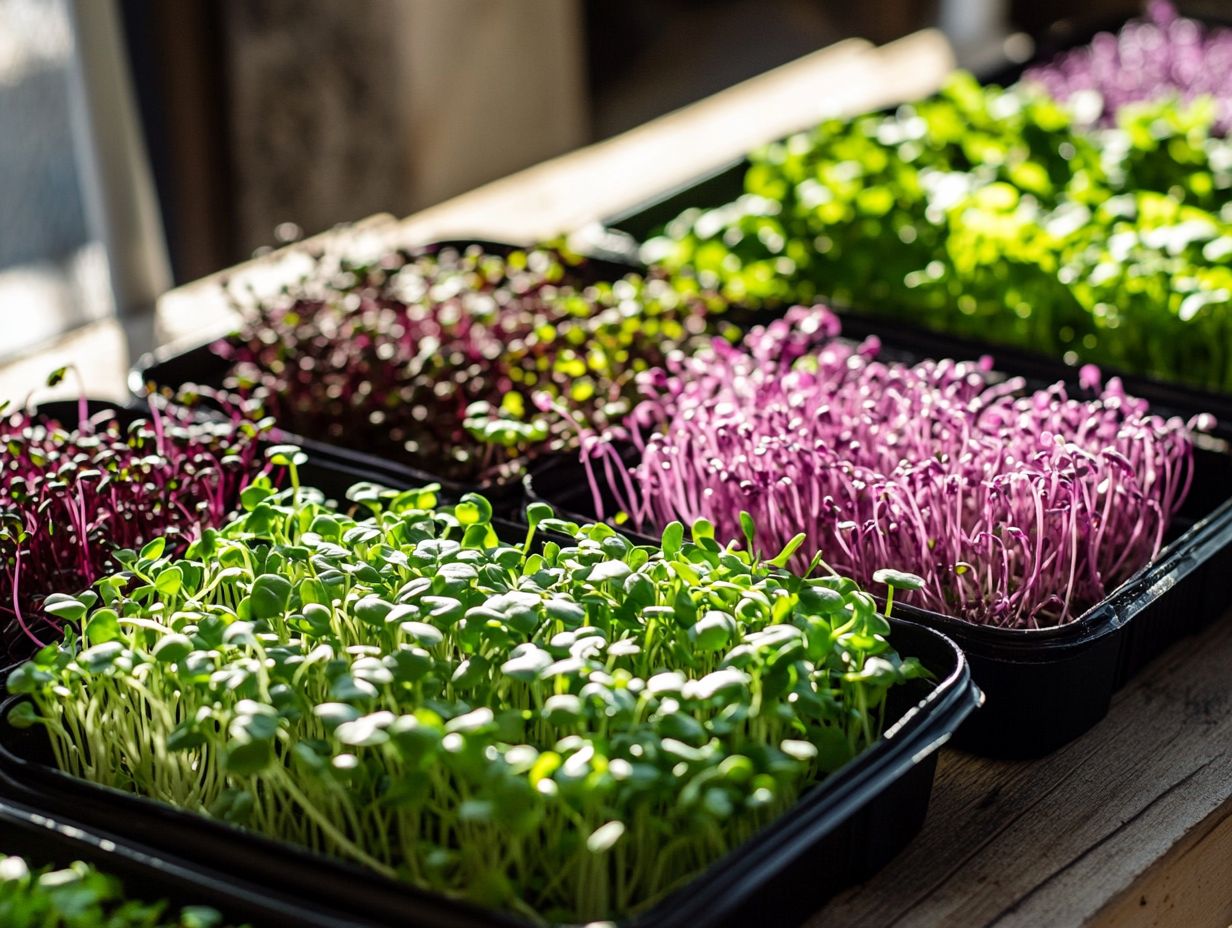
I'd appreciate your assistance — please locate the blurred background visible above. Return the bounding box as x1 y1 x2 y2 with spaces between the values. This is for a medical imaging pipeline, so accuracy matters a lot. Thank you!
0 0 1210 362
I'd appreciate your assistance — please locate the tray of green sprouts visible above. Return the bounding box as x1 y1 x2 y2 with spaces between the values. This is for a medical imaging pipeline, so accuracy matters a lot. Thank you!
2 462 977 927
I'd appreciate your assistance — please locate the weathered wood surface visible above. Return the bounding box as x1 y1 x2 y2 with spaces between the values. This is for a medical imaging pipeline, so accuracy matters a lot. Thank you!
810 615 1232 928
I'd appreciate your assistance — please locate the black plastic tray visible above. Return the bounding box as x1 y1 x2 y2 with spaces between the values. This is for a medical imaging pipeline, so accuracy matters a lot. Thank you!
0 799 373 927
0 456 980 928
129 240 645 512
598 8 1232 426
524 358 1232 758
0 620 977 928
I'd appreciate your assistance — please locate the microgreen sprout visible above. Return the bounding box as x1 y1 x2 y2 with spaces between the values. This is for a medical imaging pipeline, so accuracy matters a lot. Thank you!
872 569 924 620
0 398 274 663
0 853 234 927
652 71 1232 390
1026 2 1232 133
10 468 927 922
579 306 1203 629
211 243 736 484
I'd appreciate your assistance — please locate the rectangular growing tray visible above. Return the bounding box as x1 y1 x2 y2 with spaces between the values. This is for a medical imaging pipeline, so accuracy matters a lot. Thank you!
523 353 1232 759
0 799 370 927
0 456 979 928
128 239 644 513
597 9 1232 428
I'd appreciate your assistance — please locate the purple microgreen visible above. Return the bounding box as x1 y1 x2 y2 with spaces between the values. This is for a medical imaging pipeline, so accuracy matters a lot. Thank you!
1026 1 1232 133
582 305 1205 629
0 397 274 661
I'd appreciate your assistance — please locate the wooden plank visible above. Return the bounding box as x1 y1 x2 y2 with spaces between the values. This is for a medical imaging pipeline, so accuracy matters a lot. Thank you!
389 31 952 243
153 30 955 348
807 616 1232 928
1090 799 1232 928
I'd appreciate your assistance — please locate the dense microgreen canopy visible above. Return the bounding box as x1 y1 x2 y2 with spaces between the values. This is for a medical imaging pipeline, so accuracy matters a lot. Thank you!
0 854 233 928
209 242 735 484
0 397 273 663
577 306 1202 629
649 71 1232 390
1026 2 1232 133
10 468 926 923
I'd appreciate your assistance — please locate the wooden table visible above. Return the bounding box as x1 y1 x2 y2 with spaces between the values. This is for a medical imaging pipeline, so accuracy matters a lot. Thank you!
812 616 1232 928
16 26 1232 927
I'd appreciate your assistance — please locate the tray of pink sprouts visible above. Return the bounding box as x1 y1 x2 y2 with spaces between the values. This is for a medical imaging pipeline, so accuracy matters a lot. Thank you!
533 305 1230 756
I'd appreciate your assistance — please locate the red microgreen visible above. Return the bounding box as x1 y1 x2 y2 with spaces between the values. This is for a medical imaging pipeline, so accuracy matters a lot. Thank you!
0 399 271 661
213 243 734 484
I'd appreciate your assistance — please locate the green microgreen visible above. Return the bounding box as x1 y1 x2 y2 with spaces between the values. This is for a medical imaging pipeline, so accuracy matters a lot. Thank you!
10 466 927 923
651 72 1232 390
0 853 236 927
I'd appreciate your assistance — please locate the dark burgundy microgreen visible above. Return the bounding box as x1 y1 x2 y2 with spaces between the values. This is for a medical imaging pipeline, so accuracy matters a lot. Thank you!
579 305 1205 629
0 400 272 661
211 243 734 485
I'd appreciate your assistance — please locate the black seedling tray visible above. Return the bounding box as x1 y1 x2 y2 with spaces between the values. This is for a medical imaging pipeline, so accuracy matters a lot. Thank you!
0 452 979 928
524 355 1232 759
0 619 977 928
598 6 1232 426
129 239 646 513
0 799 372 927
